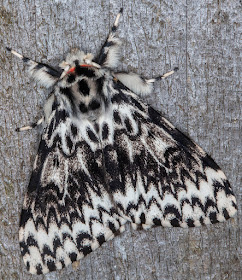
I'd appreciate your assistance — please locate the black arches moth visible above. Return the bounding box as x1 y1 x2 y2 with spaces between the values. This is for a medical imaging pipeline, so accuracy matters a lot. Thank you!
7 8 237 275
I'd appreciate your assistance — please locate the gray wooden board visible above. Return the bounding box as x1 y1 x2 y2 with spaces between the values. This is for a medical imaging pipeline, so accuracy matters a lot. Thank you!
0 0 241 279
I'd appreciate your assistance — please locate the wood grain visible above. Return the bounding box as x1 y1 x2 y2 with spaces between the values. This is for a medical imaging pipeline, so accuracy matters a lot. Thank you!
0 0 240 279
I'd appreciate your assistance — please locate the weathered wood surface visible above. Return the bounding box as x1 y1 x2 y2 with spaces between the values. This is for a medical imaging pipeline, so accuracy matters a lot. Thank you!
0 0 241 279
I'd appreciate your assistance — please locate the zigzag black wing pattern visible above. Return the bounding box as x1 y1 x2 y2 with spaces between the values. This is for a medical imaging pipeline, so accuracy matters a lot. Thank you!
102 83 237 229
19 101 126 275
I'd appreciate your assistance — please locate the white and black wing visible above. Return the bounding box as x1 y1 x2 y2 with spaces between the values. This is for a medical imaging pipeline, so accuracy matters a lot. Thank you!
102 83 237 229
19 101 126 275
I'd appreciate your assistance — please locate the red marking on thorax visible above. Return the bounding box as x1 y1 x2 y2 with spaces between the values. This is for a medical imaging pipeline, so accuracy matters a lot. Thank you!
67 64 93 74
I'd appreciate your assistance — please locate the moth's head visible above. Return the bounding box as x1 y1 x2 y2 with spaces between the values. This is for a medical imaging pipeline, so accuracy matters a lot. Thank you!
59 48 100 79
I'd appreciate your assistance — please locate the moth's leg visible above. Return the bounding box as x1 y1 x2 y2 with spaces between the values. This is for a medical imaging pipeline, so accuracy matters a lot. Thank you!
95 8 123 68
16 117 43 132
113 67 179 97
6 47 61 88
146 67 179 82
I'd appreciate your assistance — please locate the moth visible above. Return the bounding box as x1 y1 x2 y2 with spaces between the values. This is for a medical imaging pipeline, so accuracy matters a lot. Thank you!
7 8 237 275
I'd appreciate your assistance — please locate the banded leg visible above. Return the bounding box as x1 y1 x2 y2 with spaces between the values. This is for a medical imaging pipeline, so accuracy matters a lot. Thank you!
147 67 179 82
96 8 123 68
6 48 61 88
113 67 179 97
16 117 43 132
